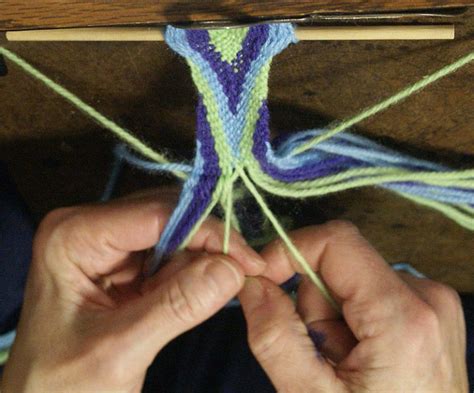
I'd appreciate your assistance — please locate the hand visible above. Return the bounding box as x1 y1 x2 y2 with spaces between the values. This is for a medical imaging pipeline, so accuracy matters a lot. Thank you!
239 221 468 392
1 190 266 393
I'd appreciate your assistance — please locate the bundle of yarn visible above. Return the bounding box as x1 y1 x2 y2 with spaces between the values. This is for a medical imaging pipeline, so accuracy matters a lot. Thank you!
1 23 473 310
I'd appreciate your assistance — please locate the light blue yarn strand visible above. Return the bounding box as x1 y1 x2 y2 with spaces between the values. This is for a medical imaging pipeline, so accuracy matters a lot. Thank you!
0 330 16 350
101 148 124 202
106 130 474 208
116 144 193 174
101 144 192 202
392 263 426 278
274 129 445 171
270 141 442 172
270 129 474 206
150 143 207 273
385 183 474 205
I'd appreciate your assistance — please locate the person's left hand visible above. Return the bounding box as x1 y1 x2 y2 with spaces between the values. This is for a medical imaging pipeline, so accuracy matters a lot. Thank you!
1 190 265 393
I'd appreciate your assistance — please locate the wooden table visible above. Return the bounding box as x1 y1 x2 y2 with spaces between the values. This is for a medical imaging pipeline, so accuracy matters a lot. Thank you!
0 2 473 292
1 0 474 30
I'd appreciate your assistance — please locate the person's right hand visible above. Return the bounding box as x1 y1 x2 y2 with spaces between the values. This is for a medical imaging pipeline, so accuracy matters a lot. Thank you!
239 221 468 392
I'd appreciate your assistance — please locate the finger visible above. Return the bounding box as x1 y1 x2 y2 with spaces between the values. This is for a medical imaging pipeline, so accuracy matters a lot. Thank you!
398 272 464 319
38 198 173 280
117 191 264 275
187 216 265 275
239 277 344 393
305 321 357 363
141 250 198 293
122 254 245 365
396 272 467 384
260 221 419 341
96 250 146 302
115 189 266 274
43 197 264 279
297 276 339 321
115 186 180 204
297 276 357 362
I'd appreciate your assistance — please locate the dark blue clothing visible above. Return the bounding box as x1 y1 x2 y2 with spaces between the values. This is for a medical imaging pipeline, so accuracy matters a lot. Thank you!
144 307 275 393
463 295 474 389
0 162 34 335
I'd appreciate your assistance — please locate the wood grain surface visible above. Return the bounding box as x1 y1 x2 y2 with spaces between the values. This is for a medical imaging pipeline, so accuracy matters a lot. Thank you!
1 0 474 30
0 9 473 292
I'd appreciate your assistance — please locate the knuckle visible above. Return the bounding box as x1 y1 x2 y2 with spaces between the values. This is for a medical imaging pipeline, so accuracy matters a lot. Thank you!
33 207 81 264
348 298 390 339
428 282 462 312
164 274 209 324
37 207 77 238
166 284 196 324
325 219 360 238
248 321 288 363
410 303 440 338
405 302 453 362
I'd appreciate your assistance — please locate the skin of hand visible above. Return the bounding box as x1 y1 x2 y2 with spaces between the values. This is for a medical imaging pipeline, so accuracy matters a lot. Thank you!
239 221 469 393
1 191 266 393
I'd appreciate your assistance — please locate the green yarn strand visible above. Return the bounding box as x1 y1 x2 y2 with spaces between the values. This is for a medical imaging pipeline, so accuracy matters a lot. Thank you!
0 47 187 180
397 193 474 230
249 166 474 196
238 168 340 312
247 166 474 230
222 173 239 254
0 349 9 366
292 50 474 155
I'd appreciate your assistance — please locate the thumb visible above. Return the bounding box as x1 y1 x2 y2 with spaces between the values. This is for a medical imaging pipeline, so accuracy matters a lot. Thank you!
125 254 244 363
239 277 344 393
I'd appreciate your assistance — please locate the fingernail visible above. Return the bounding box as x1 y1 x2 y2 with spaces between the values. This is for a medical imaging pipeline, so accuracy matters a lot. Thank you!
206 258 243 287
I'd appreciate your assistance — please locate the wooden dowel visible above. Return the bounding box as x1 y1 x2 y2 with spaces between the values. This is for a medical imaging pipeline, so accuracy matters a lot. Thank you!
6 25 455 42
296 25 455 40
7 27 164 42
